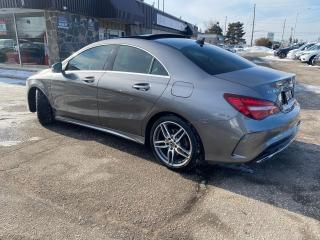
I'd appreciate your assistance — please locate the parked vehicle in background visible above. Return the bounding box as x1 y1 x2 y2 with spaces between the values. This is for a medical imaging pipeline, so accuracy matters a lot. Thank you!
0 39 44 64
233 45 244 53
287 43 316 59
26 34 300 171
0 39 16 63
272 42 280 50
274 43 305 59
299 43 320 65
0 39 15 49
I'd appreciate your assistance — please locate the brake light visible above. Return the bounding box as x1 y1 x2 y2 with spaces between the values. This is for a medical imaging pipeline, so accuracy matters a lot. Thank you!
224 93 280 120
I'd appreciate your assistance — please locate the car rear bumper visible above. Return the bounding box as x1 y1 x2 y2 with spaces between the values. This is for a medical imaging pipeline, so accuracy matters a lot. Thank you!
231 119 300 163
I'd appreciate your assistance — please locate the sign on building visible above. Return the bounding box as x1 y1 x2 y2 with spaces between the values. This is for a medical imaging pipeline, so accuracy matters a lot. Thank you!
88 19 95 31
58 16 69 29
157 13 186 31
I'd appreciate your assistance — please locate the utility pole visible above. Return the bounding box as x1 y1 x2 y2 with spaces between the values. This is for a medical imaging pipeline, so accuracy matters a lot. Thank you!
281 18 286 45
224 16 228 35
157 0 159 10
13 13 22 67
290 27 294 44
250 3 256 46
163 0 164 12
293 12 299 42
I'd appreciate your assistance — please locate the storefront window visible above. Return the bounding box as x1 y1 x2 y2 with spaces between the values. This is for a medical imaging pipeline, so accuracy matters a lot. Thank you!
16 13 47 65
0 12 47 66
0 15 18 64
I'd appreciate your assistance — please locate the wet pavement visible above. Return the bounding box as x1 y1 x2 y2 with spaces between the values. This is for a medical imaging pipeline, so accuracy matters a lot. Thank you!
0 57 319 239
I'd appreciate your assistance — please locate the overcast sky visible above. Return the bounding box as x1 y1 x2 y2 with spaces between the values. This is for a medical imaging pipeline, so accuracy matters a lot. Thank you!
144 0 320 43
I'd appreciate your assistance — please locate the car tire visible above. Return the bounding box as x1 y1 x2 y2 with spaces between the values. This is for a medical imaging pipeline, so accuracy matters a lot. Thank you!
309 55 316 65
36 89 55 125
279 52 286 59
150 115 202 171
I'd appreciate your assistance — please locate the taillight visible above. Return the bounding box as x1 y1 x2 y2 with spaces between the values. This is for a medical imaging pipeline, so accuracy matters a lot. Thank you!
224 93 280 120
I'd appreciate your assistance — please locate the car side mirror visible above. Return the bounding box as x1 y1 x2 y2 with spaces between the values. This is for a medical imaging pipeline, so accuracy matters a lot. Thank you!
52 62 63 73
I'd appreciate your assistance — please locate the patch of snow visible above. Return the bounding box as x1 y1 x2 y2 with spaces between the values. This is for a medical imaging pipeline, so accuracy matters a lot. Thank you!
0 140 21 147
29 137 42 142
252 60 266 64
296 83 320 94
243 46 274 54
261 55 293 62
300 65 320 68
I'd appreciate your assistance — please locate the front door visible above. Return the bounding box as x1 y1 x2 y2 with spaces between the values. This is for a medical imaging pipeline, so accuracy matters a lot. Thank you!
51 45 117 125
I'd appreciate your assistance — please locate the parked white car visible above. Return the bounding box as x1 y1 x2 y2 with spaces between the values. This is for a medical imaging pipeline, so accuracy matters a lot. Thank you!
287 43 316 59
299 43 320 64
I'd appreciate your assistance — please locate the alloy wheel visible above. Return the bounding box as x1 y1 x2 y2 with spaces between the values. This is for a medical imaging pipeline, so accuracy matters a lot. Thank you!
152 121 193 168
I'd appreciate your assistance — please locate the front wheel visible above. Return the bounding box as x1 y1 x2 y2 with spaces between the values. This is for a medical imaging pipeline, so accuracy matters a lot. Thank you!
36 89 55 126
309 55 316 65
150 116 201 171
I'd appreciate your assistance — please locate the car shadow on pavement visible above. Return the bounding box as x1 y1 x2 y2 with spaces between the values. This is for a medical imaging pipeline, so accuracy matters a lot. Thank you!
46 122 320 221
196 140 320 221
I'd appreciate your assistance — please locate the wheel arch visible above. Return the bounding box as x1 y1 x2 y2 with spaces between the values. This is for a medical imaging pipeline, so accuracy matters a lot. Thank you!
27 87 38 112
27 85 50 112
144 111 205 159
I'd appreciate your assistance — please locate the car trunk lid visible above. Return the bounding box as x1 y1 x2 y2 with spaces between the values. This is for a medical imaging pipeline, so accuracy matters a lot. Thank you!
215 66 296 113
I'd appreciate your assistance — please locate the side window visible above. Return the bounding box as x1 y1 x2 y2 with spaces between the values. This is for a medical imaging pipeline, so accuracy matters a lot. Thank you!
113 46 153 74
66 45 115 71
150 59 168 76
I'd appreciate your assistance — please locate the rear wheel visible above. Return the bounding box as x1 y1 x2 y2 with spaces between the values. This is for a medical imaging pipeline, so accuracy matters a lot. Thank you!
36 89 55 125
150 116 201 171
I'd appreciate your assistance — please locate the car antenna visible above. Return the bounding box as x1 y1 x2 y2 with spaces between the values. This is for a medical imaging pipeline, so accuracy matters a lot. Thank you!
196 38 205 46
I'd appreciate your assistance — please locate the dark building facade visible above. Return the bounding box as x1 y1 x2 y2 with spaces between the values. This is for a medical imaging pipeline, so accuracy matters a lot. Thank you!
0 0 197 65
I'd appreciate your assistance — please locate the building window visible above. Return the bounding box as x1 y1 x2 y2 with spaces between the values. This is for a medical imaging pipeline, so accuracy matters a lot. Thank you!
0 15 17 64
0 12 47 66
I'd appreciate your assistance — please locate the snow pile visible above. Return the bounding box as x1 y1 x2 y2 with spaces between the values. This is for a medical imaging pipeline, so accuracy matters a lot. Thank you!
261 55 293 62
242 46 274 54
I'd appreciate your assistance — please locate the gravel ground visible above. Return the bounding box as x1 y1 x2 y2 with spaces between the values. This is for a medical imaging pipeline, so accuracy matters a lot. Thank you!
0 56 319 240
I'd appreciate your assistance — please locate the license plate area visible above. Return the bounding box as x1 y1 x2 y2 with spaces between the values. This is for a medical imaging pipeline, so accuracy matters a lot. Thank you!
281 90 293 105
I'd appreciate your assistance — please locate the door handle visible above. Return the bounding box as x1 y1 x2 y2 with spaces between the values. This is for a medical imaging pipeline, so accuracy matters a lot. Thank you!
132 83 150 91
82 76 95 83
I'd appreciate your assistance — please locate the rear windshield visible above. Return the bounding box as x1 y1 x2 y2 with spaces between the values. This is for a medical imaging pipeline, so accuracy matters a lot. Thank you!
157 39 255 75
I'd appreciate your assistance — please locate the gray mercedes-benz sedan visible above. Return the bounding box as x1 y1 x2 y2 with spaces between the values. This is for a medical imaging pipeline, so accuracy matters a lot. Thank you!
26 34 300 171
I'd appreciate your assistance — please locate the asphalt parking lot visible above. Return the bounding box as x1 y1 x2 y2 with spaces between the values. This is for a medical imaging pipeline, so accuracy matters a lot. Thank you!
0 56 320 239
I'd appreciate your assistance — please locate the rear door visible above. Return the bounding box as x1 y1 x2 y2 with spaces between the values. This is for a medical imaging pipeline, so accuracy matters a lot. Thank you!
98 45 170 136
51 45 117 124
